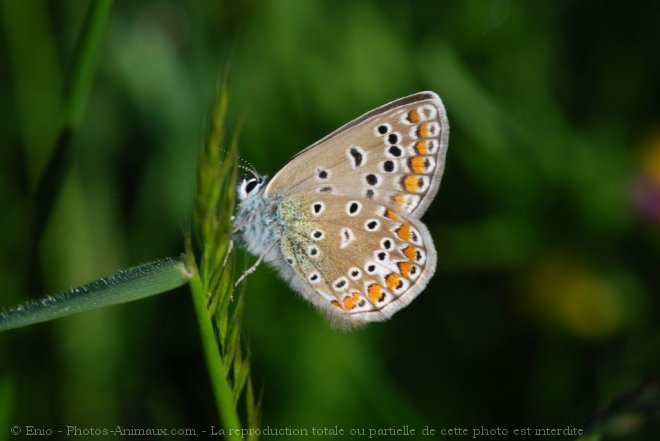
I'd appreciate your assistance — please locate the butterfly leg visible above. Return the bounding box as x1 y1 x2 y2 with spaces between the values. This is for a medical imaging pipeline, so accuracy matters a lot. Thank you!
221 239 234 269
234 242 276 287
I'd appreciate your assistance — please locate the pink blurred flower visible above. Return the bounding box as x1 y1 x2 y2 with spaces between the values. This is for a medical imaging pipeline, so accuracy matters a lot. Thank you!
631 132 660 220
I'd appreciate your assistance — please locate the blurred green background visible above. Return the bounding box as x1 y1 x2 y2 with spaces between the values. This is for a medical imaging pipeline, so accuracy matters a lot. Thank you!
1 0 660 439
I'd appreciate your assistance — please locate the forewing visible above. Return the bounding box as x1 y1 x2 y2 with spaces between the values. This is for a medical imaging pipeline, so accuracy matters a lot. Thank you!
276 193 437 328
265 91 449 218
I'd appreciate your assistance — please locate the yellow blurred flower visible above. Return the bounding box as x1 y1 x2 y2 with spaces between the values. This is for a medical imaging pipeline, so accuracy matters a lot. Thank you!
527 255 626 339
640 131 660 185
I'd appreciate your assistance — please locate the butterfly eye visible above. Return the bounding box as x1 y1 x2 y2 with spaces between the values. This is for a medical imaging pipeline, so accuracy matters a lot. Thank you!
245 178 259 194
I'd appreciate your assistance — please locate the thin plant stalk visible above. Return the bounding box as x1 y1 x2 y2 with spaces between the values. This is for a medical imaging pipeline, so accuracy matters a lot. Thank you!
25 0 114 294
187 73 260 439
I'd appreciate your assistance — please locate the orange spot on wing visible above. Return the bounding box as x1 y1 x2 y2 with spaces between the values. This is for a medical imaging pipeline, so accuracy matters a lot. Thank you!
408 109 421 123
331 300 343 310
418 123 429 138
411 156 427 174
403 245 417 260
385 208 399 220
344 298 353 309
393 194 406 208
368 284 384 303
415 140 428 155
343 292 360 310
403 176 419 193
398 261 413 277
385 273 400 291
396 224 412 241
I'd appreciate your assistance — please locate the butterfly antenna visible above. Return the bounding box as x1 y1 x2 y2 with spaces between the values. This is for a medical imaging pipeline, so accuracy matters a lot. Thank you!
238 157 259 179
216 145 256 179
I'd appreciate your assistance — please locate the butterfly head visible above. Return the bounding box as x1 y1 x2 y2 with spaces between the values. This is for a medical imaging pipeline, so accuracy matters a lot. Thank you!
235 172 278 259
238 175 267 201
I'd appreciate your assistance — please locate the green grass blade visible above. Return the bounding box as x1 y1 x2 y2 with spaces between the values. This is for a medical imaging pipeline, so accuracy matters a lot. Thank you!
63 0 114 129
35 0 114 212
0 256 191 332
26 1 114 285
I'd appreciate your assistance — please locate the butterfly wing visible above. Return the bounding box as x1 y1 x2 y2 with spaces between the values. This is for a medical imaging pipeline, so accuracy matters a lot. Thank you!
264 91 449 218
275 192 436 328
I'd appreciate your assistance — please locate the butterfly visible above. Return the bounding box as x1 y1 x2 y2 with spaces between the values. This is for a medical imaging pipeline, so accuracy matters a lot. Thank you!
233 91 448 328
